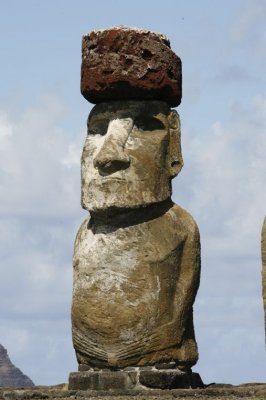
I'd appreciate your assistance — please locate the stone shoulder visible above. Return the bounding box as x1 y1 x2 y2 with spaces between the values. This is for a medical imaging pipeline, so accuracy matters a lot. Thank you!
169 203 200 239
74 217 91 245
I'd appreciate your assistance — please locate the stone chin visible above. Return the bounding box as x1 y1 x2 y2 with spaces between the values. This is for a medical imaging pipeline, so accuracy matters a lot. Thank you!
81 178 172 212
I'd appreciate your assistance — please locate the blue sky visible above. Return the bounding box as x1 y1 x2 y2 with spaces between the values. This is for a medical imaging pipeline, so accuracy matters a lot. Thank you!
0 0 266 386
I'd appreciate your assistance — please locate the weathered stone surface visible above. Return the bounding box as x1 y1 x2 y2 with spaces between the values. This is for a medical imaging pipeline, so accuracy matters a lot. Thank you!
262 216 266 343
155 361 177 369
72 99 200 371
69 370 136 390
138 368 204 389
71 27 201 390
3 383 266 399
81 100 183 212
0 344 34 388
81 27 182 107
68 368 203 391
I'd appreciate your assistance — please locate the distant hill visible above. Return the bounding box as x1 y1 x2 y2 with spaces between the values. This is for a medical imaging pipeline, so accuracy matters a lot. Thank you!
0 344 34 388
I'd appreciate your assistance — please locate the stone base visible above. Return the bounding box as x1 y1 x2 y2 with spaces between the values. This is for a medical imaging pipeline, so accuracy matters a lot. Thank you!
68 367 204 391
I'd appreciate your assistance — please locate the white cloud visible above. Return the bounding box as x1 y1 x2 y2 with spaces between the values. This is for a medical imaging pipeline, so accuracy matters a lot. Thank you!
0 96 83 384
214 65 257 84
230 0 266 69
62 143 81 168
231 0 266 42
177 94 266 246
173 93 266 384
0 96 84 217
0 328 31 356
0 112 13 142
0 319 76 385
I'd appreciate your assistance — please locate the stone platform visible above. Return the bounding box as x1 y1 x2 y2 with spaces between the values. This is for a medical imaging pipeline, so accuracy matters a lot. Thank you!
2 384 266 400
68 366 204 391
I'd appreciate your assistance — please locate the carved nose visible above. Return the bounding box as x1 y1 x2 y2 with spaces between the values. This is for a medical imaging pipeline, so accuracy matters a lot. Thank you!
93 119 132 174
94 156 130 174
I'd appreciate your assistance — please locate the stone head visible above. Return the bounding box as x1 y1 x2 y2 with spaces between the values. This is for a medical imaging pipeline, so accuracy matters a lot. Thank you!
80 27 183 212
81 100 183 212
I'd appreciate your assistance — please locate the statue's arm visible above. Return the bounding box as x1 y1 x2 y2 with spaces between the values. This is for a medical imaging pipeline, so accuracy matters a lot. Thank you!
73 217 90 267
173 219 201 339
148 216 201 351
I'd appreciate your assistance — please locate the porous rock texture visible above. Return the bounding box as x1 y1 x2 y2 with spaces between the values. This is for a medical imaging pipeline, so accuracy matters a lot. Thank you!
262 217 266 342
0 344 34 388
81 27 182 106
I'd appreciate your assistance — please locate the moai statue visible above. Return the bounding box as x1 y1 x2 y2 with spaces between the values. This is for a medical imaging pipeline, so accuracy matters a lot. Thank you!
69 27 202 390
262 217 266 344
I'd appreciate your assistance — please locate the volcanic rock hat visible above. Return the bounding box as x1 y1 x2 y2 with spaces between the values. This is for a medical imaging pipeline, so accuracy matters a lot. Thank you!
81 26 182 107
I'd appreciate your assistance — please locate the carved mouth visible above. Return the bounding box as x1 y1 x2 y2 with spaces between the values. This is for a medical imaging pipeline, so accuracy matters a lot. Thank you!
100 177 125 182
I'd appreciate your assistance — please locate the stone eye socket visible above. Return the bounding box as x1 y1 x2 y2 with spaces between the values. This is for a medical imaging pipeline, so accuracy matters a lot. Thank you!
134 117 165 131
88 121 109 135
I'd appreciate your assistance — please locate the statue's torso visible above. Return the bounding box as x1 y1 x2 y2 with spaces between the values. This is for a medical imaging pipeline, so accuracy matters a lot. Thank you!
72 204 198 368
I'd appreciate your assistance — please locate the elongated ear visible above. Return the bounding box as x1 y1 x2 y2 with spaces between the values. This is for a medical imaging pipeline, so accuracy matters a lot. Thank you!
167 110 183 178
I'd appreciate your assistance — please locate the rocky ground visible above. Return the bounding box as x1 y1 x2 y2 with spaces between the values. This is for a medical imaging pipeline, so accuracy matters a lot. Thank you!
1 383 266 400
